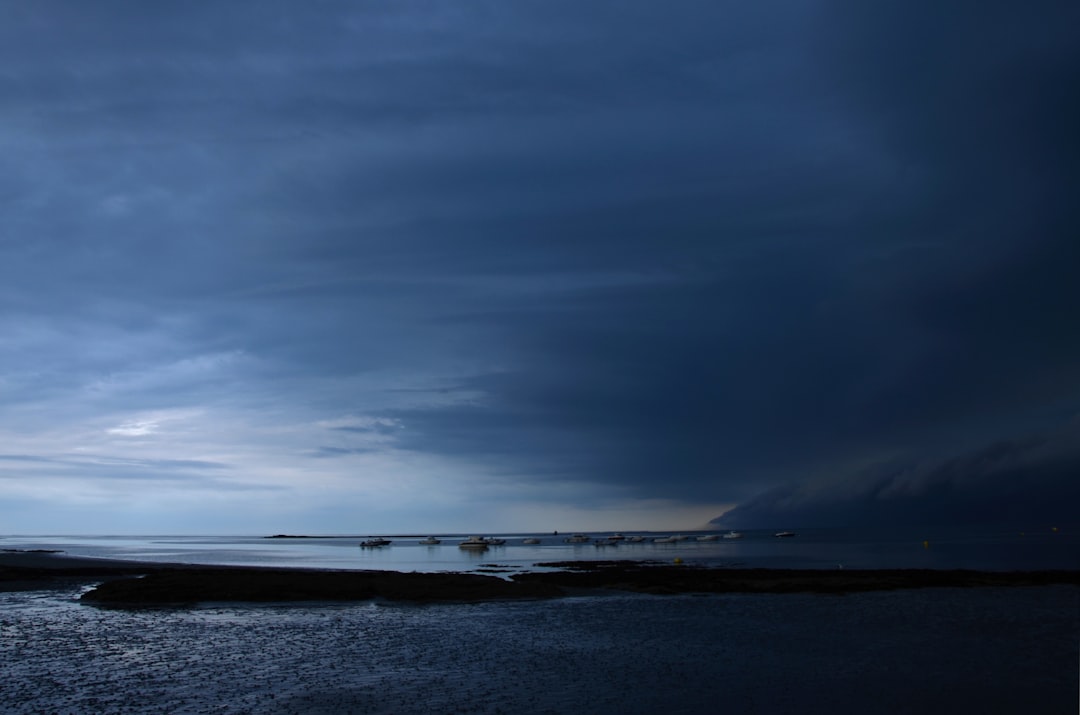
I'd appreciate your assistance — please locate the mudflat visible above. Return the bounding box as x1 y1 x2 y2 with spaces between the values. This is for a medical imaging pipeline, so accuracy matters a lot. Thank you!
517 560 1080 594
3 551 1076 604
0 550 188 592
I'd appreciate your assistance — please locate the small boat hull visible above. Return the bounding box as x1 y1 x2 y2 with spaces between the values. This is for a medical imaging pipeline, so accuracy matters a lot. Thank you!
458 536 491 550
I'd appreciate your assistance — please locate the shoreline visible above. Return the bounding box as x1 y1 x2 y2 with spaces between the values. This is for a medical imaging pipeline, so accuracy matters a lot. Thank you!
3 551 1078 604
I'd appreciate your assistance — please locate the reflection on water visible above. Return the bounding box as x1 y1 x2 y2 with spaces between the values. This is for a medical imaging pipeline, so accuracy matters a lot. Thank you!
2 525 1077 573
2 584 1077 714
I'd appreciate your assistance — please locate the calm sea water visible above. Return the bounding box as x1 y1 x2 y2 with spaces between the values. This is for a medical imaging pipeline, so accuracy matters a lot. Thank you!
2 584 1076 714
3 527 1077 714
3 525 1078 573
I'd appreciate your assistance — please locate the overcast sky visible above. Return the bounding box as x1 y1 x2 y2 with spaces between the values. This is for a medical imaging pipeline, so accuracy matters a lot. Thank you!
2 1 1077 534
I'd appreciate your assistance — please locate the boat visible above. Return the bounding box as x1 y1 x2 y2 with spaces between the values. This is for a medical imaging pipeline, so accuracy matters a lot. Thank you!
610 533 627 541
594 537 619 546
563 534 591 543
653 535 678 544
722 530 743 539
522 537 541 545
359 538 391 547
458 536 490 550
418 536 441 545
484 537 507 546
626 535 647 543
696 534 720 541
774 531 796 538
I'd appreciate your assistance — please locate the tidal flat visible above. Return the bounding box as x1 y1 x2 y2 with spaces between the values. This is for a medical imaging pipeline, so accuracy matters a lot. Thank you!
3 552 1077 713
5 552 1077 604
2 583 1076 714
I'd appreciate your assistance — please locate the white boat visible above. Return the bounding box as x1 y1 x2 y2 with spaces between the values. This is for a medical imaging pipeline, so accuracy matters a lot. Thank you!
653 536 678 544
458 536 490 550
484 537 506 546
418 536 441 545
626 535 647 543
696 534 720 541
563 534 591 543
360 538 391 547
610 533 627 541
774 531 796 538
522 537 541 545
594 537 619 546
722 530 743 539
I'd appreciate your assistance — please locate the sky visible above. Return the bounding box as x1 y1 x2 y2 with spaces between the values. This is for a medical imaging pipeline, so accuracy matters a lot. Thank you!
2 1 1078 535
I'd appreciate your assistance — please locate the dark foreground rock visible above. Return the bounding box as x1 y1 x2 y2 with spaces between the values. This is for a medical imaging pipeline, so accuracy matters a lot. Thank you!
79 567 562 605
514 560 1080 595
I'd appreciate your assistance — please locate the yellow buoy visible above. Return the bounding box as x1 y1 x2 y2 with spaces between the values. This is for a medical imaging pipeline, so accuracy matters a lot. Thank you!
674 557 683 565
922 540 929 549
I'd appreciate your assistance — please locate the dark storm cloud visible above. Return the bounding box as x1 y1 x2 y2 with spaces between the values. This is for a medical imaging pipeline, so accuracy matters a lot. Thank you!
3 1 1077 527
379 1 1080 510
714 421 1080 527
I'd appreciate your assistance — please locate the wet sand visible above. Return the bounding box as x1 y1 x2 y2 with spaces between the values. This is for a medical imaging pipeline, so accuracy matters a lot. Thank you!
0 550 562 602
4 551 1077 604
518 559 1080 594
0 550 181 592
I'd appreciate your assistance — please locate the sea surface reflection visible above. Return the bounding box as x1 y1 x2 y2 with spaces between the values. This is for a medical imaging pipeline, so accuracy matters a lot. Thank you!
2 524 1077 573
2 584 1076 714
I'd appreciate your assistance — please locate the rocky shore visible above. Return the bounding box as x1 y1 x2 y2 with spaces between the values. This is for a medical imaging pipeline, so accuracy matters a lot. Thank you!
3 552 1076 605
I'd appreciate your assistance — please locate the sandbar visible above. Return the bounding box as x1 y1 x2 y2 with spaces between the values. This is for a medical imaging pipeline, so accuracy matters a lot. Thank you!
2 551 1076 605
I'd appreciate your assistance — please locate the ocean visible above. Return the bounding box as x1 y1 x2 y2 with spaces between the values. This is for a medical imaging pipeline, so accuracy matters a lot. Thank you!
3 527 1077 714
3 524 1078 573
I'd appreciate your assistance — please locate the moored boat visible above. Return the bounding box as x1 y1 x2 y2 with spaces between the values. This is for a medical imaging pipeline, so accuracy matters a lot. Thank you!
458 536 490 550
774 531 796 538
722 530 743 539
418 536 441 545
563 534 591 543
522 537 541 544
360 538 391 547
696 534 720 541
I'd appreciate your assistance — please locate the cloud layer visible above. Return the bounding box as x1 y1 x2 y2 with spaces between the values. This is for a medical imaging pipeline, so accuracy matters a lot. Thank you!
1 2 1077 532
